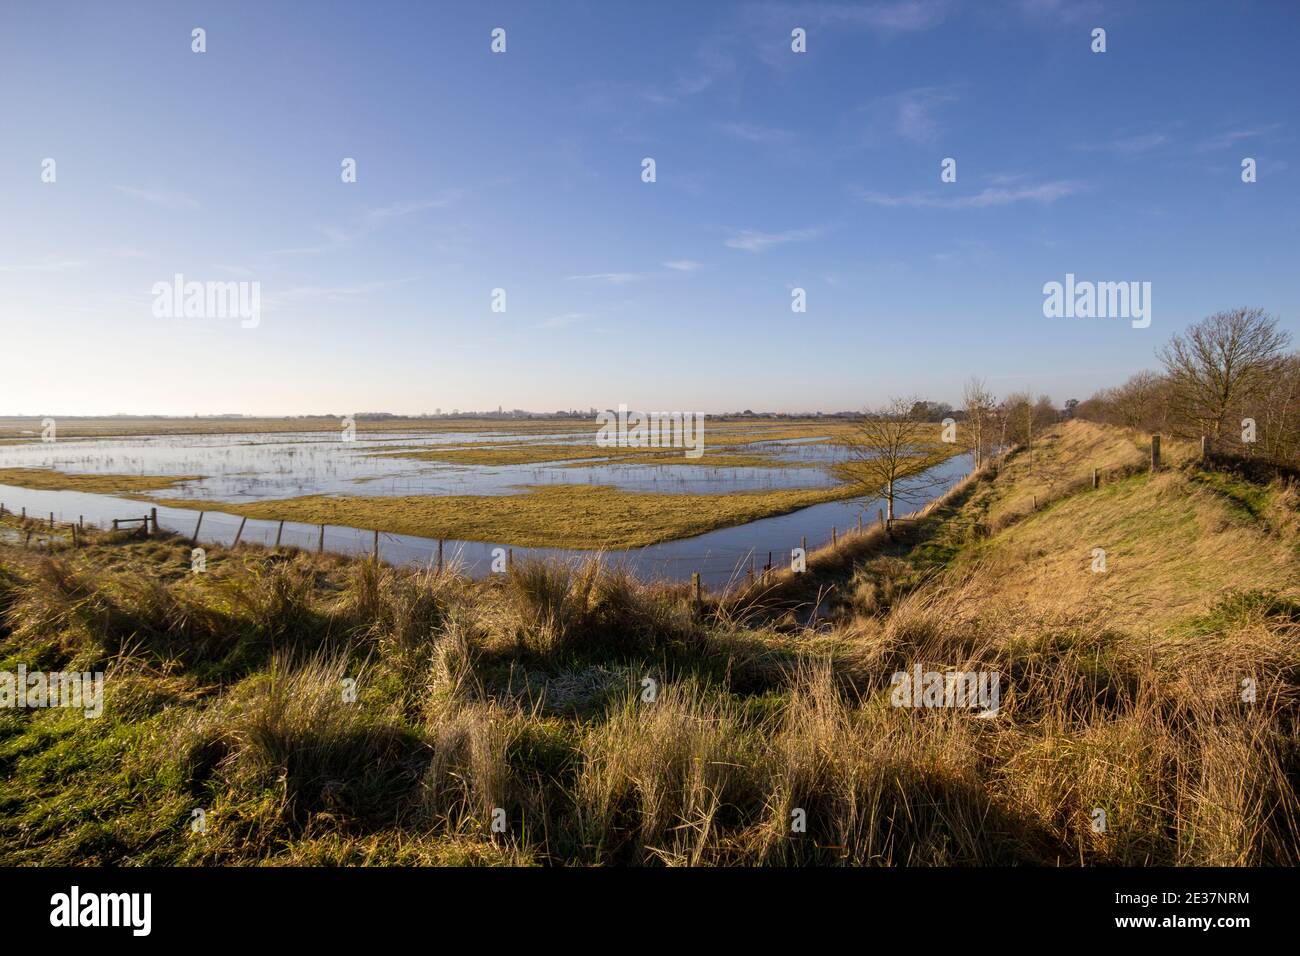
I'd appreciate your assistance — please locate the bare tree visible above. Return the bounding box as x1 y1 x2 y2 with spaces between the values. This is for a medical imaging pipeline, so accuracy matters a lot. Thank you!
1107 370 1165 431
1159 308 1291 441
961 377 996 467
843 396 954 524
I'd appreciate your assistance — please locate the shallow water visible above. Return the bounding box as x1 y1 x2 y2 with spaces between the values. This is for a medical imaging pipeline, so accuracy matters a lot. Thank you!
0 454 971 587
0 429 844 500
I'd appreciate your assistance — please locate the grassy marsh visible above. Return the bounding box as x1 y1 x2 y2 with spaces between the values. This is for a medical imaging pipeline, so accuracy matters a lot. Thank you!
148 482 862 549
1 421 1296 867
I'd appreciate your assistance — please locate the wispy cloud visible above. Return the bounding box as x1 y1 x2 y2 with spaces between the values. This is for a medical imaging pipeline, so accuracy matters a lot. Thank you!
724 226 825 253
0 256 85 273
642 46 738 106
851 85 961 146
1196 124 1282 152
663 260 703 272
268 192 462 257
855 180 1079 209
890 86 959 143
114 185 200 210
566 272 646 284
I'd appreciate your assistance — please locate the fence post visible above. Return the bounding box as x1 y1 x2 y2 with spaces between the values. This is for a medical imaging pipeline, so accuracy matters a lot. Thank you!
1201 435 1209 460
79 515 84 530
1092 468 1099 489
150 507 158 534
275 520 284 548
878 508 884 528
507 548 514 570
318 524 325 554
373 529 380 564
832 526 837 546
49 512 54 530
1150 434 1161 472
233 516 247 548
857 514 862 532
692 571 701 610
191 512 204 546
437 538 444 573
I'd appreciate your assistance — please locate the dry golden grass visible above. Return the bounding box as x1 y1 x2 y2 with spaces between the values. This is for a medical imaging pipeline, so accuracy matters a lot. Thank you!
2 420 1297 867
0 467 201 495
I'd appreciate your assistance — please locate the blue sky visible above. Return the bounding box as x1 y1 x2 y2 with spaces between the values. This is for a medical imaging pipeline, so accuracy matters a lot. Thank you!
2 0 1297 415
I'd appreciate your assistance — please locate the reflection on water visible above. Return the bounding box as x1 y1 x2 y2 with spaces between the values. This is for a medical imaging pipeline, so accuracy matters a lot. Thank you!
0 430 849 500
0 454 971 587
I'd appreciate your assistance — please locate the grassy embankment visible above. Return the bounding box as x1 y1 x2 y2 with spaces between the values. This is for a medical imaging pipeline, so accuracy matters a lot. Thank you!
1 419 1296 866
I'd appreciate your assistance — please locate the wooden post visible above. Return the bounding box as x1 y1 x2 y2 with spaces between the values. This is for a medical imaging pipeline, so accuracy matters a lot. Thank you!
507 548 514 570
1150 434 1161 472
275 520 284 548
150 507 158 534
832 526 837 546
318 524 325 553
49 512 54 530
79 515 84 529
191 512 204 546
71 525 78 548
1032 495 1037 511
112 519 119 531
1092 468 1099 489
692 571 701 609
373 529 380 564
878 508 884 528
856 513 862 532
1201 435 1209 460
233 516 247 547
437 539 444 573
21 507 26 520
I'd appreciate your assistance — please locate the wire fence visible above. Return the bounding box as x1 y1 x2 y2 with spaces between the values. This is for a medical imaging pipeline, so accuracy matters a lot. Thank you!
0 459 976 588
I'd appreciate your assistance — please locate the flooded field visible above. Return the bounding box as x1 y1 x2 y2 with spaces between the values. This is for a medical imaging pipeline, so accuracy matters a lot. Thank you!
0 427 845 500
0 421 971 584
